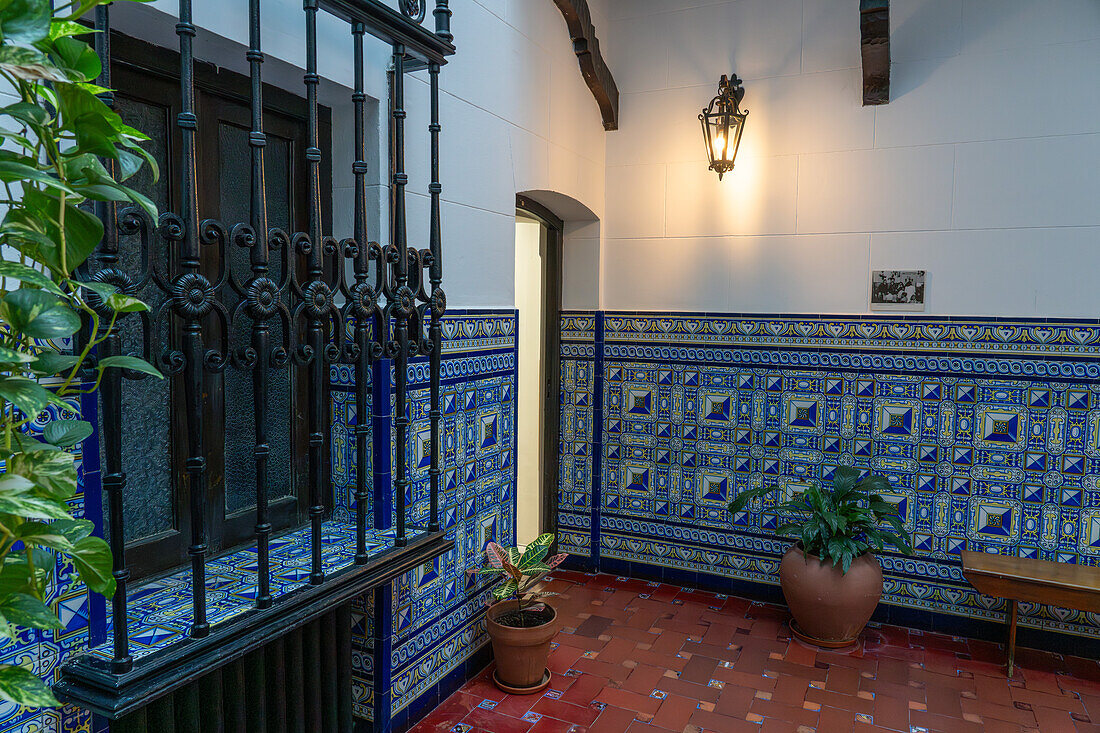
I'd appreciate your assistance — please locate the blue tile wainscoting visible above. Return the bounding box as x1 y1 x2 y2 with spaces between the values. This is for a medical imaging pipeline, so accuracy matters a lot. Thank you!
0 309 515 733
333 309 518 732
558 311 1100 656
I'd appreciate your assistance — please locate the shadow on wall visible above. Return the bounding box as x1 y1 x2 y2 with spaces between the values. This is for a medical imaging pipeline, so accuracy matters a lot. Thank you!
890 0 1025 99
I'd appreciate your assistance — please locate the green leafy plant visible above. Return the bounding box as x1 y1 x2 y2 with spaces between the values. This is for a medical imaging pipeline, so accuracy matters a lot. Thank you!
0 0 158 708
729 467 913 574
474 534 568 617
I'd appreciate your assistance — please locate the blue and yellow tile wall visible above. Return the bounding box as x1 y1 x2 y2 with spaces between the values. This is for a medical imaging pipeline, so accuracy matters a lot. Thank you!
560 311 1100 646
558 312 598 561
332 309 518 731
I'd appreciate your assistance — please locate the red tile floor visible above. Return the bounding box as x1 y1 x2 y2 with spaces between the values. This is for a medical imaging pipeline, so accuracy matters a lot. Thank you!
411 570 1100 733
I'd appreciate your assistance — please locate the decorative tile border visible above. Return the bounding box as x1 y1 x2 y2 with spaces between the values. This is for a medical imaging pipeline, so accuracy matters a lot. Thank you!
561 311 1100 642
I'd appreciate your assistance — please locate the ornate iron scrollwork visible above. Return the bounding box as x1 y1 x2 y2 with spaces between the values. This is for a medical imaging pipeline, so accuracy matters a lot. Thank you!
400 0 426 23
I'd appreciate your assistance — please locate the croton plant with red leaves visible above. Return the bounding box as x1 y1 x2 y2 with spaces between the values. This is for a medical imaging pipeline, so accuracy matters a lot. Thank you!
473 533 568 614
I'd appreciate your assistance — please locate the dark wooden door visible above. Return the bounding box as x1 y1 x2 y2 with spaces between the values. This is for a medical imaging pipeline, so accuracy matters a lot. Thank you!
110 34 331 579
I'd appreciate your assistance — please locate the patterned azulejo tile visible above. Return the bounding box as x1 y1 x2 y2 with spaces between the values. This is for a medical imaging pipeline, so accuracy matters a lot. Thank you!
562 312 1100 641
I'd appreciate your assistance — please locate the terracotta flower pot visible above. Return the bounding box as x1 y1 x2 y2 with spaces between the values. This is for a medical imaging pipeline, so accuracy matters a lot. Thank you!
485 601 558 693
779 545 883 646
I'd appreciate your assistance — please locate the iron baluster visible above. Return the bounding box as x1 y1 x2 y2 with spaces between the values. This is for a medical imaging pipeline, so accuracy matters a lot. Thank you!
351 23 372 563
426 61 445 533
90 5 134 673
304 0 326 584
174 0 210 638
247 0 274 609
391 43 410 548
434 0 452 42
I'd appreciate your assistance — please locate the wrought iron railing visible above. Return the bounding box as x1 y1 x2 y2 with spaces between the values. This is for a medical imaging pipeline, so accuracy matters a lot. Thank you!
60 0 455 717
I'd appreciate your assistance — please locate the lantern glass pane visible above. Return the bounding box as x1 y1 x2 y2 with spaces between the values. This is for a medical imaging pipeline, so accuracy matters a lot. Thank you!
706 115 732 164
728 115 745 164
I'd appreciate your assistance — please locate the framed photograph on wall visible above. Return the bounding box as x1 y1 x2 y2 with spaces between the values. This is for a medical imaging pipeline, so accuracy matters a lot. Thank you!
870 270 926 312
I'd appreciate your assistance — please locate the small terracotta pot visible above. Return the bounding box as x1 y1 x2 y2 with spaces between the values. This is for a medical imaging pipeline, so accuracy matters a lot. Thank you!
486 601 558 692
779 545 882 646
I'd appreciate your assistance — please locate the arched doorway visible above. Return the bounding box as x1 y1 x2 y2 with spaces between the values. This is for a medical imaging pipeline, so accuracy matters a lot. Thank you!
514 195 564 547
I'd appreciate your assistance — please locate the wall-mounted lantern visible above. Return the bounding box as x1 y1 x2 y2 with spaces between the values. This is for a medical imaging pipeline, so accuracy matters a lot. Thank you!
700 74 748 180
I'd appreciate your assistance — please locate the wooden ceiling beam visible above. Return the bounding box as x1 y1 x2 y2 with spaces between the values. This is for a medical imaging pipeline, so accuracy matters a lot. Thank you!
860 0 890 105
553 0 620 130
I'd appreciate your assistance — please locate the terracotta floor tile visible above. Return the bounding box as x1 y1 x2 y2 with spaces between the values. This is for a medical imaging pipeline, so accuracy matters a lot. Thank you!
655 675 722 703
871 693 910 732
1032 705 1077 730
816 705 857 733
1011 686 1086 715
748 697 819 727
826 665 862 696
528 715 587 733
701 622 739 648
759 718 801 733
651 693 698 731
625 722 675 733
714 684 756 718
462 706 536 733
655 617 710 637
418 574 1100 733
575 615 615 639
621 663 667 696
771 673 810 706
560 674 610 707
631 647 688 672
805 687 874 716
688 707 759 733
529 697 601 727
491 692 543 718
782 640 819 668
597 637 638 666
574 657 630 683
682 640 740 662
609 625 661 645
679 654 720 685
588 706 636 733
594 687 662 717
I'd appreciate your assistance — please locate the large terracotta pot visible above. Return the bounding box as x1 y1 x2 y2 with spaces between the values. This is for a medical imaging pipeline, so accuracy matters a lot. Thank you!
780 545 883 646
486 601 558 693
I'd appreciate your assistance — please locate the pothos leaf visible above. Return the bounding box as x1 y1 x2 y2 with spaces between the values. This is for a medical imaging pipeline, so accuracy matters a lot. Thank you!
0 593 61 630
96 355 162 378
69 535 115 597
43 418 92 447
0 260 62 294
0 664 59 707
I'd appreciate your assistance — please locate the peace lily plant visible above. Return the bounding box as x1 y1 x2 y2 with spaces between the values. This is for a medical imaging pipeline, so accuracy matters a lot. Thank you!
0 0 158 707
729 466 913 645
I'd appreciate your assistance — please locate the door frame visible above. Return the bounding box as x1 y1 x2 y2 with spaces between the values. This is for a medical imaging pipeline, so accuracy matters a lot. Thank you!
515 195 564 541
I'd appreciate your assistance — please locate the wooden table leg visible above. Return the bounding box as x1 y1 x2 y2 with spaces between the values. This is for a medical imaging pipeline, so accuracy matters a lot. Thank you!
1006 598 1017 678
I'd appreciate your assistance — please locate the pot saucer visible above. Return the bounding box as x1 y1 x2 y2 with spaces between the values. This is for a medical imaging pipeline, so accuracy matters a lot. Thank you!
790 621 861 652
492 668 551 695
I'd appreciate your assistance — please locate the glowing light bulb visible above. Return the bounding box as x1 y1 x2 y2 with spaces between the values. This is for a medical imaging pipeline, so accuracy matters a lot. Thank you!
712 133 727 159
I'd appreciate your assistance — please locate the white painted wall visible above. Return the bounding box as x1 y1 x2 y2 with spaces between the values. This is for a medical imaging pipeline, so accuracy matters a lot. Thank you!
599 0 1100 317
111 0 609 310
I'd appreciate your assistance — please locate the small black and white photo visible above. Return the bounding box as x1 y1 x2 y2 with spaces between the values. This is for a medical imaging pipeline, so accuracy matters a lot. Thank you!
870 270 926 311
